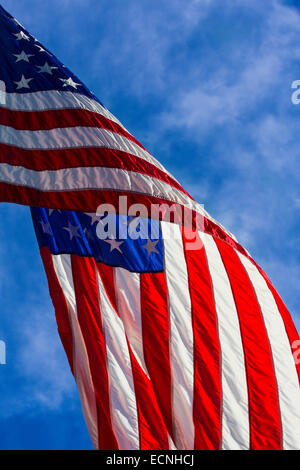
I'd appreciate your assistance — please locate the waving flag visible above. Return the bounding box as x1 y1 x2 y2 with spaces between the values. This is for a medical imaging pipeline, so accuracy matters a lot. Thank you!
1 5 300 450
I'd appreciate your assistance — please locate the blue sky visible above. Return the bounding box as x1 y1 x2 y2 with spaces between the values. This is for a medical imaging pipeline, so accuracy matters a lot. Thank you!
0 0 299 449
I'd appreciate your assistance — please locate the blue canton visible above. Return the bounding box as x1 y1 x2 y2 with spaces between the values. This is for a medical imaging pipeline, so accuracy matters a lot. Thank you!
31 208 164 273
0 5 100 102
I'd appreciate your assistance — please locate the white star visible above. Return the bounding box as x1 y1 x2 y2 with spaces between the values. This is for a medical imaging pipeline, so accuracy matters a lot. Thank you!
104 238 124 253
13 30 30 41
39 220 52 235
60 77 80 89
14 74 34 89
84 212 102 225
48 209 61 216
142 239 159 257
35 44 47 53
12 18 24 28
37 62 58 74
13 50 34 63
63 221 81 240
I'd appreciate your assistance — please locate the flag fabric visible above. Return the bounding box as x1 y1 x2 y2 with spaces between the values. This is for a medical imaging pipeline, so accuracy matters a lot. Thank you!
1 5 300 450
0 4 218 228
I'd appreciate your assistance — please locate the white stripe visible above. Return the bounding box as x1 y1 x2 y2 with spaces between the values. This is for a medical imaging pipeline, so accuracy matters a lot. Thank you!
0 91 236 240
96 269 140 450
0 124 169 175
199 232 249 450
168 435 177 450
114 268 148 376
236 251 300 450
0 158 223 235
0 163 200 212
161 221 194 449
0 130 235 241
114 267 175 448
0 89 124 128
51 254 99 449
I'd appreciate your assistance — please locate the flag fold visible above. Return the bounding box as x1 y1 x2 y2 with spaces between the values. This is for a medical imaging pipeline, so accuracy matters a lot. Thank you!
1 5 300 450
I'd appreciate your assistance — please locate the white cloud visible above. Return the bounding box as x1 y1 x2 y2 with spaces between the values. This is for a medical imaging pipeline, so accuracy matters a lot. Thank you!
0 298 77 420
0 204 76 420
295 198 300 208
1 0 299 425
156 0 300 137
16 307 76 411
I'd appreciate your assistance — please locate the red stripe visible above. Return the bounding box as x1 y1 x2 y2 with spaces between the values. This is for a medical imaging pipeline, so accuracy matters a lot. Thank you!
70 255 118 450
255 265 300 386
39 246 74 374
96 263 169 449
140 272 174 441
3 182 248 259
214 238 282 449
0 183 191 213
203 217 248 258
0 107 145 149
0 144 188 197
96 263 117 310
127 343 170 450
181 228 221 449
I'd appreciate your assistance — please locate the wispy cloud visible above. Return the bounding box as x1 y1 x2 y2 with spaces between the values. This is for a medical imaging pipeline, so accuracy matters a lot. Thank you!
0 0 299 448
14 306 76 413
0 205 76 420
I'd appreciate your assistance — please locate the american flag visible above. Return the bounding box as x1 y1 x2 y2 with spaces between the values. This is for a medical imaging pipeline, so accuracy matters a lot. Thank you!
1 5 300 450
